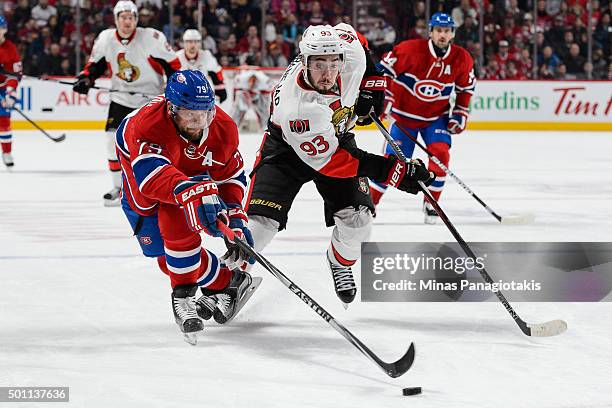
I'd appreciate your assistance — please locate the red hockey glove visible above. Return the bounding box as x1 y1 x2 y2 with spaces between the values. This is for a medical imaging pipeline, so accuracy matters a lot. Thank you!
448 112 468 134
384 158 435 195
221 204 255 270
174 175 227 236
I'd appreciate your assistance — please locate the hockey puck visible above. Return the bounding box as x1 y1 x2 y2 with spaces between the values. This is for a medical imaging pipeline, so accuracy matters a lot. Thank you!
402 387 422 396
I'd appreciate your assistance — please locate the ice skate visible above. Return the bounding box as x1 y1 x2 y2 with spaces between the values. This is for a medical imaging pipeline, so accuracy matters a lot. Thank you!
195 292 216 321
207 269 258 324
103 187 121 207
171 284 203 345
327 252 357 308
423 201 439 224
2 152 14 168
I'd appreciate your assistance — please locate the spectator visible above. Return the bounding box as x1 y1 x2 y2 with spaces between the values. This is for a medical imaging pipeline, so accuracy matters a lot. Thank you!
591 47 608 79
281 13 298 43
505 61 526 80
406 18 427 40
539 45 560 75
594 13 610 52
564 43 586 76
12 0 32 27
262 42 288 67
302 1 328 27
138 8 155 28
31 0 57 28
163 14 185 46
42 43 64 75
495 40 516 67
452 0 478 27
201 26 218 54
455 14 479 47
483 58 503 79
264 15 277 43
237 25 260 54
555 63 568 80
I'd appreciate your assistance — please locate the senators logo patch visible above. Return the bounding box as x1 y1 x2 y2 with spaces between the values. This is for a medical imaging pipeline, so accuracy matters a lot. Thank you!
331 105 354 136
289 119 310 134
116 52 140 82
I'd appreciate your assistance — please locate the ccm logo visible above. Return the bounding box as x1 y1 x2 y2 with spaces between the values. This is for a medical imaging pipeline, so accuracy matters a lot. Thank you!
364 79 386 89
388 162 405 187
181 183 217 201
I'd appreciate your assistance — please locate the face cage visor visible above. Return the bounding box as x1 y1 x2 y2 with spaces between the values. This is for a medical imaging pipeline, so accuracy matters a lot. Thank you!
304 53 346 75
171 105 216 130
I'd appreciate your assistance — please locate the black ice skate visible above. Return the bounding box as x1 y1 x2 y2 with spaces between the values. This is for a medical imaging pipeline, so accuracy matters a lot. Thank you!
195 292 216 321
2 152 14 168
103 187 121 207
171 284 203 346
327 253 357 308
210 269 257 324
423 201 439 224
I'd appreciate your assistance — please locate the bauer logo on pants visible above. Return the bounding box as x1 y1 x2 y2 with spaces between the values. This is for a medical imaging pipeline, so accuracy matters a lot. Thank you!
289 119 310 134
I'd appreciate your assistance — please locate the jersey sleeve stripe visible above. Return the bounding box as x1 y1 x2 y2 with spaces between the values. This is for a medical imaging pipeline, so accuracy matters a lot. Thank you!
134 160 169 189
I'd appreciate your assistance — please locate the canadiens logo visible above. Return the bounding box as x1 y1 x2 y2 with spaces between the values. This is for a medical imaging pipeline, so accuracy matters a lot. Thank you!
414 80 445 102
116 52 140 82
176 73 187 83
289 119 310 134
140 236 153 245
184 145 200 159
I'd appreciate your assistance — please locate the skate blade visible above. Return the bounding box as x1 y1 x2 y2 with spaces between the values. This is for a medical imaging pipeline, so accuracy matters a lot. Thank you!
183 332 198 346
224 277 263 324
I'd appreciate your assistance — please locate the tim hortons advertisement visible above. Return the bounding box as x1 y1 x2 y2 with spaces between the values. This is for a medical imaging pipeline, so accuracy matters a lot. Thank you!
10 77 612 131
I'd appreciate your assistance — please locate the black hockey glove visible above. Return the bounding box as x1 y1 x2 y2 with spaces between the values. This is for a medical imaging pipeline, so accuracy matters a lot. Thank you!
73 76 93 95
216 89 227 103
354 76 386 126
383 158 435 195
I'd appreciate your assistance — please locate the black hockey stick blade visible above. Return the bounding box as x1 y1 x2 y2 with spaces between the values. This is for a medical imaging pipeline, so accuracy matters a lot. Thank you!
382 342 415 378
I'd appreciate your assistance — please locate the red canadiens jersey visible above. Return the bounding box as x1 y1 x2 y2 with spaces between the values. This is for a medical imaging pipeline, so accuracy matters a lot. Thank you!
0 39 22 90
117 96 247 216
380 39 476 129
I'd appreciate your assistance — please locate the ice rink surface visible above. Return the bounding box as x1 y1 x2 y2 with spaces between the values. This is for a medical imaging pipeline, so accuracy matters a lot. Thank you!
1 129 611 407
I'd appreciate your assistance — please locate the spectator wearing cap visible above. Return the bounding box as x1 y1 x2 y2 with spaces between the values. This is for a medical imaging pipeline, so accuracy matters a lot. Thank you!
31 0 57 28
495 40 516 67
262 42 288 67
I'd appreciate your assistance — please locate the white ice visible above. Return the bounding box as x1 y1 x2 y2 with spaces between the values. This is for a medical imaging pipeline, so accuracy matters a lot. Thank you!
1 129 611 408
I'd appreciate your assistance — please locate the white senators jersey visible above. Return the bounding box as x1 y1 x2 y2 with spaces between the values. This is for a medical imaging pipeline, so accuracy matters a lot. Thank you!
84 27 180 108
176 49 222 77
268 23 366 177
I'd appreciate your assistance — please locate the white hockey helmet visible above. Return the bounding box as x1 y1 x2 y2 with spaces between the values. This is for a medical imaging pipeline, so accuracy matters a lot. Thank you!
183 29 202 42
299 25 345 67
114 1 138 21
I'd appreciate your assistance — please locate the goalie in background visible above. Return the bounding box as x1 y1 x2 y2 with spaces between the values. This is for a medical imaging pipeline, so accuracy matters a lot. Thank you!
230 66 274 132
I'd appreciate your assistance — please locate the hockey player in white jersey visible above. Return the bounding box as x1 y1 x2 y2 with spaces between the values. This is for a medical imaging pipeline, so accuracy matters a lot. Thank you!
243 24 434 306
176 29 227 104
230 69 273 131
73 0 180 206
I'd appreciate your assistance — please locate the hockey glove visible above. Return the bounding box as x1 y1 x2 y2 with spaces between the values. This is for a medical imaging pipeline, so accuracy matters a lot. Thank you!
221 204 255 270
73 76 94 95
355 76 386 126
448 112 468 134
174 174 227 237
384 158 435 195
1 88 18 109
216 89 227 103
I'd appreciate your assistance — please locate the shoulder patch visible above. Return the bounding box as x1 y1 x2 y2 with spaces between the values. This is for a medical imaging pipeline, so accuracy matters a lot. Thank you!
289 119 310 134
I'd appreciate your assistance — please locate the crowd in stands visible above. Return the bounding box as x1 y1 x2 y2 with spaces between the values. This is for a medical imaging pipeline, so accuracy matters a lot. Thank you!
1 0 610 80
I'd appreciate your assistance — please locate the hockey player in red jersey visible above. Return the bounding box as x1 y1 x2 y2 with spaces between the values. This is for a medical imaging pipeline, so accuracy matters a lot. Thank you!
244 24 434 307
73 1 180 206
370 13 476 224
0 14 22 168
117 70 254 343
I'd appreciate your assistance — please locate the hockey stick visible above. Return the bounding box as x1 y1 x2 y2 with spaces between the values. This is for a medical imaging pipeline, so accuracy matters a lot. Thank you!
216 220 415 378
0 70 157 98
390 120 534 225
372 115 567 337
11 107 66 142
